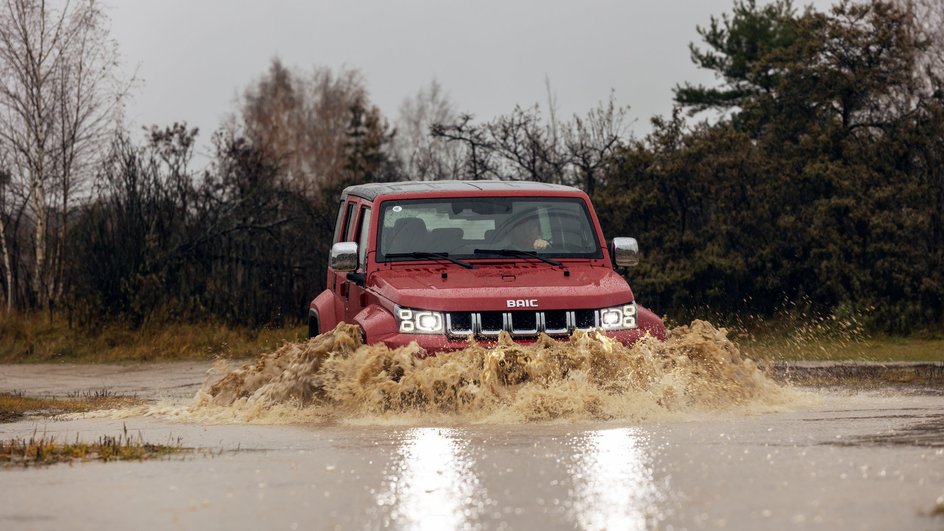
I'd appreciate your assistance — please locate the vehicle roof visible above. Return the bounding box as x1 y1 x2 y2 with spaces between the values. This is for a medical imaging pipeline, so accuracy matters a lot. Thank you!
341 180 583 201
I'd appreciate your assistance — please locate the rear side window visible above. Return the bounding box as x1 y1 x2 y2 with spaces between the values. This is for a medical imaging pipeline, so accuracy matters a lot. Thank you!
335 202 356 243
332 201 345 242
356 207 372 267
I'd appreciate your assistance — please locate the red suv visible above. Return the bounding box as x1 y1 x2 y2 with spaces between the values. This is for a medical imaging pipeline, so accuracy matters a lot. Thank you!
309 181 665 351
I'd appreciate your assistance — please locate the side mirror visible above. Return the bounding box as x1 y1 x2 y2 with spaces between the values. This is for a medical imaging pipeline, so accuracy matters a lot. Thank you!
611 237 639 267
329 242 359 272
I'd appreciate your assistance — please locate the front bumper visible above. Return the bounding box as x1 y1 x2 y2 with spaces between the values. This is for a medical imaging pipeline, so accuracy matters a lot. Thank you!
373 326 664 354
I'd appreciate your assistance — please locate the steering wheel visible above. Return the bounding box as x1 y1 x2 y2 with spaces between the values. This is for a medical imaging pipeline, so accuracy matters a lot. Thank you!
489 213 541 244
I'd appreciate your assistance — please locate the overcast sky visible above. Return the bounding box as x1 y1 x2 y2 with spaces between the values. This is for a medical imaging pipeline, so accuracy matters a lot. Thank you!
107 0 832 156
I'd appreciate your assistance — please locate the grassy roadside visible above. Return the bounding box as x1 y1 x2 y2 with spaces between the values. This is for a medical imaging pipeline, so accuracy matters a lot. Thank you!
0 391 195 466
1 312 941 363
729 314 944 362
0 391 143 423
0 433 188 467
0 313 306 363
739 334 944 362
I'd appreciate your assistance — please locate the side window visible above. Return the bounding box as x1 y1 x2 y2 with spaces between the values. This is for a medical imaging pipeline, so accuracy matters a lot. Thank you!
332 201 345 242
356 207 372 267
337 202 355 242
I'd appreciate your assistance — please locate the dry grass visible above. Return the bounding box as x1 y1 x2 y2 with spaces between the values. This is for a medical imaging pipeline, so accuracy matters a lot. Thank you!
732 312 944 362
0 392 197 466
719 304 943 362
741 334 944 362
0 312 306 363
0 390 144 423
0 310 939 363
0 428 189 467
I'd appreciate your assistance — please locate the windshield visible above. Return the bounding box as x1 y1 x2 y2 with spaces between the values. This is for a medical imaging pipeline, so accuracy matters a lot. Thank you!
377 197 602 262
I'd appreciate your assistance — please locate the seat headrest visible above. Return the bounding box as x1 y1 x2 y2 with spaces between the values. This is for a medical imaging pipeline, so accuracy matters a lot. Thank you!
392 217 428 234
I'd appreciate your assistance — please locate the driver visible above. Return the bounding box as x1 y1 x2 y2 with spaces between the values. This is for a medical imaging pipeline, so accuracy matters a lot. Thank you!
510 217 550 250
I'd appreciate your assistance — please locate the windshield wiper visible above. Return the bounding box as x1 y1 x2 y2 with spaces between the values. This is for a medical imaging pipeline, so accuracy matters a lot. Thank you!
385 251 475 269
472 248 563 267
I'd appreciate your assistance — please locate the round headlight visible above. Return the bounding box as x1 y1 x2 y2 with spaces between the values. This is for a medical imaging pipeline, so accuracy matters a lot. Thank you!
601 309 622 327
416 312 443 332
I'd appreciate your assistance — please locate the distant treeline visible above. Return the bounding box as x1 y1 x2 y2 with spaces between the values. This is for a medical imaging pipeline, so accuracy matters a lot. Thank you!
596 0 944 331
1 0 942 332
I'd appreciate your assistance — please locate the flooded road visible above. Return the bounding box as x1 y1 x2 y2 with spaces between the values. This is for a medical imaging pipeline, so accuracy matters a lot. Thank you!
2 323 943 530
1 365 942 530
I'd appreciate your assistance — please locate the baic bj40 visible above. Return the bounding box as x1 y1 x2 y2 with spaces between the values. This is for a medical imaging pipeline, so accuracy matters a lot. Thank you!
309 181 665 352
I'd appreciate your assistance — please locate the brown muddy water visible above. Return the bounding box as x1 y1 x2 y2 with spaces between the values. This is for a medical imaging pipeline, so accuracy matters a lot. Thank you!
1 322 942 530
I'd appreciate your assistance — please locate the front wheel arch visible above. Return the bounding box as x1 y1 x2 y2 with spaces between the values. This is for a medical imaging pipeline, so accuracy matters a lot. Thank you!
308 310 320 338
353 304 398 345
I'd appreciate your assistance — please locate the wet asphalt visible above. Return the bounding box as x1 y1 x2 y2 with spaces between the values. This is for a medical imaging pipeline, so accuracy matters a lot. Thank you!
1 363 942 531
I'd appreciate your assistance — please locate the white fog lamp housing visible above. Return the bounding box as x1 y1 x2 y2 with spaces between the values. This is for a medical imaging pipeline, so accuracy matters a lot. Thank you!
599 302 638 331
395 305 445 334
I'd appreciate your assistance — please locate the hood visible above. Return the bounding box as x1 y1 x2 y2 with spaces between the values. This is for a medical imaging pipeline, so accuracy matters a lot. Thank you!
369 263 634 311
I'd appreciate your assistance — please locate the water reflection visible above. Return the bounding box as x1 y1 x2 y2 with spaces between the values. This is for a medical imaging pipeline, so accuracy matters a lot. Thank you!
570 428 662 531
377 427 483 530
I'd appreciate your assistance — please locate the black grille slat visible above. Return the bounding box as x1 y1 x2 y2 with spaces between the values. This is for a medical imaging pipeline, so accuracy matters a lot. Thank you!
446 312 473 337
573 309 597 330
543 311 568 335
509 311 538 336
479 312 504 337
450 312 472 330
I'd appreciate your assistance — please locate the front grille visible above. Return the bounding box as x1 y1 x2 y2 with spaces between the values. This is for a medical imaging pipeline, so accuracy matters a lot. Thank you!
445 310 600 339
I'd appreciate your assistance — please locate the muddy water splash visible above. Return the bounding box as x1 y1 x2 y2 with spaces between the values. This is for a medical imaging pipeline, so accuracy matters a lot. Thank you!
167 320 797 424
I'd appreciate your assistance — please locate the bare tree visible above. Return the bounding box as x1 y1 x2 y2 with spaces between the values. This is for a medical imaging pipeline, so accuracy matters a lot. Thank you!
564 95 629 196
430 114 498 180
240 59 300 187
0 147 31 310
895 0 944 79
431 93 630 193
486 105 572 184
0 164 12 309
0 0 128 309
393 79 463 180
240 60 386 197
